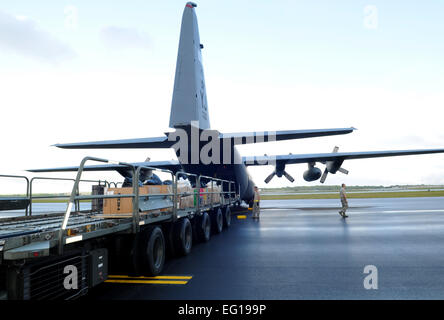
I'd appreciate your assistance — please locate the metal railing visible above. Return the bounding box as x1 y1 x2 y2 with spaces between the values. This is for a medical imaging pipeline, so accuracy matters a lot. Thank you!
58 156 137 254
58 156 239 254
0 174 118 216
29 177 109 216
133 165 175 231
0 174 30 215
174 172 236 218
197 175 236 209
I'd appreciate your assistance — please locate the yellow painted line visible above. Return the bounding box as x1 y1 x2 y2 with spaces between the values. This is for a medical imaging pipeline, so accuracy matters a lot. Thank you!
105 279 188 285
108 275 192 280
237 215 247 219
247 208 253 210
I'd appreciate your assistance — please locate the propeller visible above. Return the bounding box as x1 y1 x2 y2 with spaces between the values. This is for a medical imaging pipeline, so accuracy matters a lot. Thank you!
264 171 276 184
319 168 329 184
320 146 349 183
264 161 294 184
283 171 295 183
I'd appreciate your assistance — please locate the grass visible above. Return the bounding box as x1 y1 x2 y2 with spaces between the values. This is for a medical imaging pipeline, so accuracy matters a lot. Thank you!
261 190 444 200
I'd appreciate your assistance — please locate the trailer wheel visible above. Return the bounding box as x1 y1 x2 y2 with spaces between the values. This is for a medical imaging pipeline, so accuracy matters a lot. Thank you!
174 218 192 256
223 206 231 228
196 212 211 242
133 226 165 276
211 208 223 234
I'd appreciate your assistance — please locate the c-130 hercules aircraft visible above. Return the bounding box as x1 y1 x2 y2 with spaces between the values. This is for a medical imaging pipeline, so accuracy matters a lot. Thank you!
31 2 444 206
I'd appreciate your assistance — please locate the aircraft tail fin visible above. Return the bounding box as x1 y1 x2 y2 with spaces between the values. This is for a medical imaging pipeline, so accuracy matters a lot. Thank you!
169 2 210 130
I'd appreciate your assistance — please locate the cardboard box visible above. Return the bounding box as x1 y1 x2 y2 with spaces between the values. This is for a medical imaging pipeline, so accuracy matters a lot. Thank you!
103 185 172 215
207 185 222 204
177 185 194 209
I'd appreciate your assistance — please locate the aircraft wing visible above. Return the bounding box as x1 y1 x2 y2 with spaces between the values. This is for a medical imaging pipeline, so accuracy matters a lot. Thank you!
243 148 444 165
243 148 444 183
27 160 182 174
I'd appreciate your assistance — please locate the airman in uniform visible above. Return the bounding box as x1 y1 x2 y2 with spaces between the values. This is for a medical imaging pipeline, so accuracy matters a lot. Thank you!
253 186 261 219
339 183 349 218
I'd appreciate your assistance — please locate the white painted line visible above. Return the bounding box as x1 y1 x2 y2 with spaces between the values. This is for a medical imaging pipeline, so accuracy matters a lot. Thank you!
351 209 444 214
265 208 444 215
384 209 444 213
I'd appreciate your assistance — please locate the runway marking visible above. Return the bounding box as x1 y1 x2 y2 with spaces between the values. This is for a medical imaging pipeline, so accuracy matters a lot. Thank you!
108 275 192 280
106 275 193 285
384 209 444 213
263 208 444 215
106 279 188 285
351 209 444 214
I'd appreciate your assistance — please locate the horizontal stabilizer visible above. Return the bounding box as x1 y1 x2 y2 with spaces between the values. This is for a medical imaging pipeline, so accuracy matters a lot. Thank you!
221 127 356 144
54 136 175 149
28 160 181 173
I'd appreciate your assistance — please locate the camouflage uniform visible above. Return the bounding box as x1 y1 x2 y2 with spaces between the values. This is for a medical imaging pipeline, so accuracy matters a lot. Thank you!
253 190 260 219
339 187 348 216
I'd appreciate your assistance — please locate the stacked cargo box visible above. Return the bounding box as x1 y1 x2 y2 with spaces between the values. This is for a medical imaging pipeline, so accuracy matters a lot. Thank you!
102 182 224 214
103 185 172 215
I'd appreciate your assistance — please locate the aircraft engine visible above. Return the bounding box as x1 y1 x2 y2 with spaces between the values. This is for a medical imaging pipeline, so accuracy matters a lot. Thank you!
303 163 322 182
319 146 349 183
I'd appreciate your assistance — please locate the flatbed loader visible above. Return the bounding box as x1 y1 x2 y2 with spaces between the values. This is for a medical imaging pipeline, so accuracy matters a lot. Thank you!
0 156 239 300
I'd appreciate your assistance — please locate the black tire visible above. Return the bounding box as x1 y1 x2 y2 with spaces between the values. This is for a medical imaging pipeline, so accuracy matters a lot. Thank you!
174 218 193 256
223 206 231 229
211 208 223 234
196 212 211 242
132 226 165 276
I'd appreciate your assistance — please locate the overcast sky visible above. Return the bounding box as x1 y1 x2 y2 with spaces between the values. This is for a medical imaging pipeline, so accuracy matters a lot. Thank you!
1 0 444 194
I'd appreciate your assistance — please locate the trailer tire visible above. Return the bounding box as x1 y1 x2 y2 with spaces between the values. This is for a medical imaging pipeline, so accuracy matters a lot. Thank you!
196 212 211 242
223 206 231 229
174 218 192 256
133 226 165 276
211 208 223 234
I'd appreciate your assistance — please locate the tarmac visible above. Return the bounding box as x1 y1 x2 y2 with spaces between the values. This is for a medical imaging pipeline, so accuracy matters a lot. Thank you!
86 197 444 299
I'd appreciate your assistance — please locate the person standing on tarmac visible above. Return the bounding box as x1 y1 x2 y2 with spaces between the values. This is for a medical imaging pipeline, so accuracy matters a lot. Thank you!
252 186 261 219
339 183 349 218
